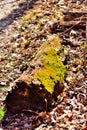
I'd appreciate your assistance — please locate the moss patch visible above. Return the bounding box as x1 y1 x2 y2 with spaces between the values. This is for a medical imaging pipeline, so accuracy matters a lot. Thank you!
35 36 67 94
0 108 4 121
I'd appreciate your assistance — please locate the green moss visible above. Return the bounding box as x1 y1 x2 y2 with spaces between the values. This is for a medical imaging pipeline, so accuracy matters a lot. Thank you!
35 36 67 94
0 108 4 120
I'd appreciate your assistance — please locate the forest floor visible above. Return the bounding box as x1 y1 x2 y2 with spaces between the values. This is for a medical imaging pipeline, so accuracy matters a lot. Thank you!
0 0 87 129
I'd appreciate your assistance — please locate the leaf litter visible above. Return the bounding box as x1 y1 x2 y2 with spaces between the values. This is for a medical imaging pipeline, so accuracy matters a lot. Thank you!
0 0 87 129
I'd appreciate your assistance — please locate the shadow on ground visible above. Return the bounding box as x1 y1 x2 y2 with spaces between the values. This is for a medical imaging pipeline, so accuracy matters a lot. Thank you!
0 0 37 32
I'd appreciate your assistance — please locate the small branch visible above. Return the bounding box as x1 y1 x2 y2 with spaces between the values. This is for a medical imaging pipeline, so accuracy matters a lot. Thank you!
22 109 39 115
83 7 87 70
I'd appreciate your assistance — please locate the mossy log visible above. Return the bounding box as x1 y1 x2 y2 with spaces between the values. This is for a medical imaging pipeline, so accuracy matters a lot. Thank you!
5 35 67 113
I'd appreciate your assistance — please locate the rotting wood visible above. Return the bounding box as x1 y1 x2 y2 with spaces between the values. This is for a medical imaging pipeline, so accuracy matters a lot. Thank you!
5 35 67 113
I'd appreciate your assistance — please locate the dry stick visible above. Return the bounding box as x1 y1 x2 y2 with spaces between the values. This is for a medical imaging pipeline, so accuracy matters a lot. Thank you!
62 14 85 34
84 15 87 69
22 109 39 115
83 5 87 70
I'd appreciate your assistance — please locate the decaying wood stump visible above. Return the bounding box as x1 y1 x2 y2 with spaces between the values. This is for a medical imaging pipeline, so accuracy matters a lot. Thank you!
5 35 67 113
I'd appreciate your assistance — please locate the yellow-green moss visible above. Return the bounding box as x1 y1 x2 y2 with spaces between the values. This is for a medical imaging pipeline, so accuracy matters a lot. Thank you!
0 108 4 120
35 36 67 94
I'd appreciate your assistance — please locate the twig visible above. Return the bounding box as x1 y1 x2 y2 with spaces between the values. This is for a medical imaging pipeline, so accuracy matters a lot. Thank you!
83 5 87 70
22 109 39 115
84 16 87 69
62 15 85 34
